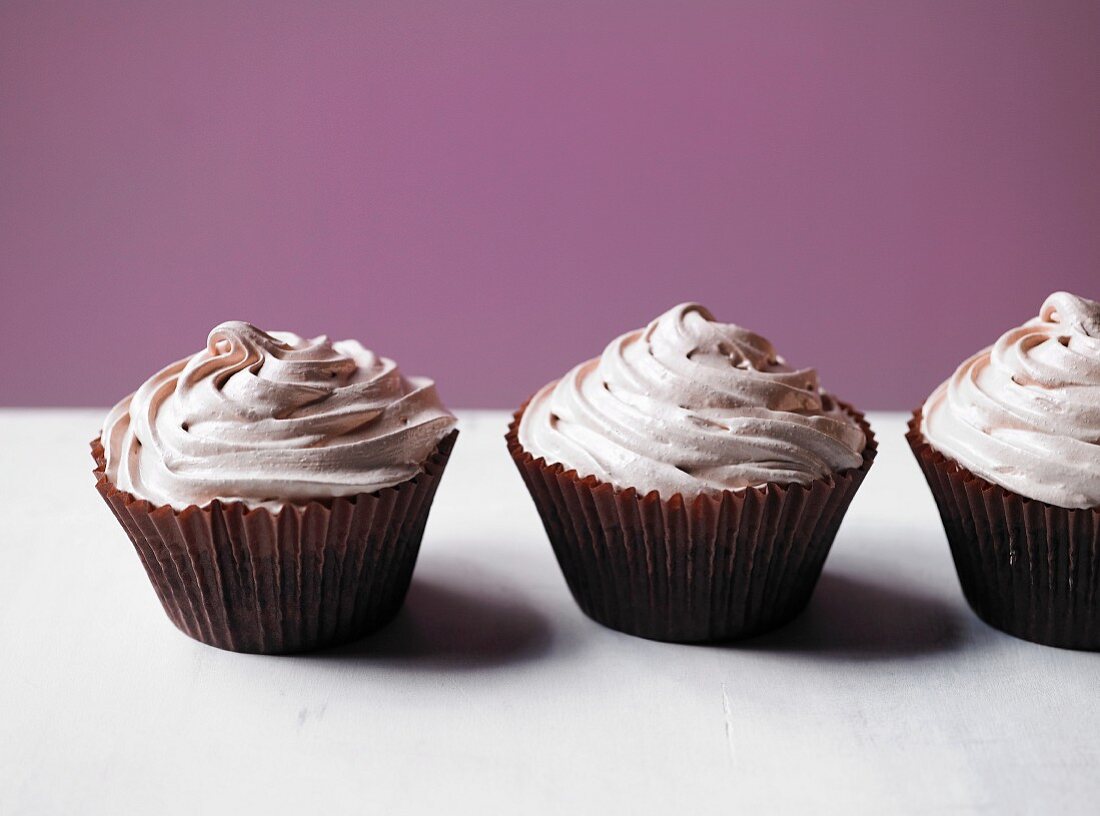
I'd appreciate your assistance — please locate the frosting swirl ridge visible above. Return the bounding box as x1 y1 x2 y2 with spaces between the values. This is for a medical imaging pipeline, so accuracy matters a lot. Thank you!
518 304 867 498
102 321 456 509
921 291 1100 509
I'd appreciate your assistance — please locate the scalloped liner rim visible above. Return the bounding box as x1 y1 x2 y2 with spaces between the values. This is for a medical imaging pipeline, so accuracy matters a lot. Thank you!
505 395 878 508
91 429 460 521
906 409 1099 515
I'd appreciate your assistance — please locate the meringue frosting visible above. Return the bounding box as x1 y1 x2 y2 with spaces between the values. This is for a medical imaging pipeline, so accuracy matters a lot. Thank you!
517 303 867 499
921 291 1100 510
101 321 456 510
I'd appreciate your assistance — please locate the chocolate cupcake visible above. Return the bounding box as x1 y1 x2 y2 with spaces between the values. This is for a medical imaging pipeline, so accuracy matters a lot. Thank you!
93 321 457 654
908 292 1100 650
507 304 876 642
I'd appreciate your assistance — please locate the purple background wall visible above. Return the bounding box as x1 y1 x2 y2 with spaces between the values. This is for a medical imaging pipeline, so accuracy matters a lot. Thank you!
2 1 1097 409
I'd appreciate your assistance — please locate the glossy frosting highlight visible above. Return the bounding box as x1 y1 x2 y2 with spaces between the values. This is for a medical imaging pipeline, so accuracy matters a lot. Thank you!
921 291 1100 509
102 321 456 509
518 303 866 499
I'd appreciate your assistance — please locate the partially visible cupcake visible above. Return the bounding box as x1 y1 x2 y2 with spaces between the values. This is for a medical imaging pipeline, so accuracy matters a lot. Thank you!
93 321 457 654
908 291 1100 650
507 303 876 642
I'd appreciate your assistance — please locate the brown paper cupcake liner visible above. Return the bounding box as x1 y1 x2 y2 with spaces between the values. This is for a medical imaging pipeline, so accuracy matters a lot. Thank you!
92 430 458 654
506 401 876 642
907 411 1100 650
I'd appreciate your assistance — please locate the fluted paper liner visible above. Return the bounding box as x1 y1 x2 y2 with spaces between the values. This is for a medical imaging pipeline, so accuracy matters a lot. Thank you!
507 402 876 642
92 430 458 654
907 411 1100 650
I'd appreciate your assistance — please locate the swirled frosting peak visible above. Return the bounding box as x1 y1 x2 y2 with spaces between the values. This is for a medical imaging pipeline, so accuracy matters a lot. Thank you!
921 291 1100 509
517 304 867 498
101 321 456 509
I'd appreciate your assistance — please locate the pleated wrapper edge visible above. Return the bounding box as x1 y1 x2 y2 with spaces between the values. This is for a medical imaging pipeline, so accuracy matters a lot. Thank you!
506 400 876 642
92 430 458 654
906 410 1099 650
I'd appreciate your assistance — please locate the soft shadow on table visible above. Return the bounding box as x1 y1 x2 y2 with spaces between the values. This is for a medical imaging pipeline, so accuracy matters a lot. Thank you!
302 561 557 670
733 568 967 661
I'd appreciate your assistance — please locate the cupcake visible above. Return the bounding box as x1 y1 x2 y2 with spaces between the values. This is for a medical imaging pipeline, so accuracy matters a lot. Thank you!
908 291 1100 650
93 321 457 654
507 303 876 642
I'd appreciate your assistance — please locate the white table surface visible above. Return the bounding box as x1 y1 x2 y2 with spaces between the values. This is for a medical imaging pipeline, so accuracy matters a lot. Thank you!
1 410 1097 815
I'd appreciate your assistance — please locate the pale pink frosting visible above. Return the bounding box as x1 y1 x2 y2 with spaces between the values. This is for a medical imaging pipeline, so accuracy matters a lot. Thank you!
102 321 456 509
518 303 866 499
922 291 1100 509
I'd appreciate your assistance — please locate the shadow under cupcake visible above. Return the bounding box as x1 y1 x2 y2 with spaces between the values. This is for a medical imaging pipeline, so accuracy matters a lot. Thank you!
92 321 458 654
508 303 876 643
